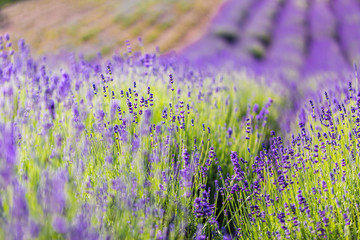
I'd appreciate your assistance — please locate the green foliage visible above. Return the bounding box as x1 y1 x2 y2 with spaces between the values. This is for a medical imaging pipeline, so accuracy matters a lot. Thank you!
0 0 21 8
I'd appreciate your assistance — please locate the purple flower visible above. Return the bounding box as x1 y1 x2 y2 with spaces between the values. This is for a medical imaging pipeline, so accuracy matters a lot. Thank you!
132 134 141 152
110 99 121 121
343 213 350 225
231 151 245 182
29 221 40 238
227 128 233 138
58 71 71 98
253 104 259 113
4 33 10 41
231 183 240 194
43 170 67 214
53 216 67 233
0 125 17 187
277 212 285 224
11 182 28 220
194 190 215 218
322 181 328 192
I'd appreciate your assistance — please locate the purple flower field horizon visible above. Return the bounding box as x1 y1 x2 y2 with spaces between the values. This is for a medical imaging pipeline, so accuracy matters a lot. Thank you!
182 0 360 79
1 0 360 239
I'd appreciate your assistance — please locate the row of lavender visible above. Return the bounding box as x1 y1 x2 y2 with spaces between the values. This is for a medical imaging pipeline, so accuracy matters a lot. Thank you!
199 79 360 238
0 33 285 239
182 0 360 79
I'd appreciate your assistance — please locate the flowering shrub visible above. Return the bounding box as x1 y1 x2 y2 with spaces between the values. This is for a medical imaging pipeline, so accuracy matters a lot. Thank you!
0 34 283 239
205 81 360 238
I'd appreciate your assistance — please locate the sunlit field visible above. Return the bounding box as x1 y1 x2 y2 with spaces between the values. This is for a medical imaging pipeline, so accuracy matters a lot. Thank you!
2 0 360 239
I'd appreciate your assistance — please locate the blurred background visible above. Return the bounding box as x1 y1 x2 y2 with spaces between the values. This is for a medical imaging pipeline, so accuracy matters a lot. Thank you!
2 0 360 79
0 0 223 58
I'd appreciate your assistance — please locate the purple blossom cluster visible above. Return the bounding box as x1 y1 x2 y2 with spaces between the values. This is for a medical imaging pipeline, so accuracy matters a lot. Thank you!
196 77 360 238
0 32 283 239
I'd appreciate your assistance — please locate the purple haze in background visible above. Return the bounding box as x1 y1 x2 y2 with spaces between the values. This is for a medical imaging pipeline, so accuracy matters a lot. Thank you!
181 0 360 79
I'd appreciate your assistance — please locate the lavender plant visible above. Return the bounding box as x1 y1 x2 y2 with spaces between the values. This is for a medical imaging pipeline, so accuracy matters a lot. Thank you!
0 34 282 239
206 77 360 239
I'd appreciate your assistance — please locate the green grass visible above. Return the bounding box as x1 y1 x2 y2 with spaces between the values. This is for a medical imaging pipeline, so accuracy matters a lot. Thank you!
81 29 100 42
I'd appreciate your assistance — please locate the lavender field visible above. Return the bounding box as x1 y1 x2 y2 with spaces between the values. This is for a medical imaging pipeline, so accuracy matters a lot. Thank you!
1 0 360 239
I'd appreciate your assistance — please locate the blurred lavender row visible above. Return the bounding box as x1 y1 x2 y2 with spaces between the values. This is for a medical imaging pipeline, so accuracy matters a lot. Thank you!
181 0 360 78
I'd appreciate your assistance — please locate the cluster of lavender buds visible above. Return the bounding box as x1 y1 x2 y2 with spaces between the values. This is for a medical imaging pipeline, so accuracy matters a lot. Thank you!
0 34 282 239
202 77 360 238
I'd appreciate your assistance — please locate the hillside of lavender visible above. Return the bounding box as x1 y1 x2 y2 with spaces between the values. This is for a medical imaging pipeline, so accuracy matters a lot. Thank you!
1 0 360 239
183 0 358 76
